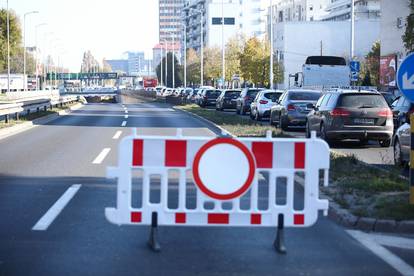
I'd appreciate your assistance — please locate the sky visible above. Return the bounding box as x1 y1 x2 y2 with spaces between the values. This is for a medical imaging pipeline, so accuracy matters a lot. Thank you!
3 0 159 71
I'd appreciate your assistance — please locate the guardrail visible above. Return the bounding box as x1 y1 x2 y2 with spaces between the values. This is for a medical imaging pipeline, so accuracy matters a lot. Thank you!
0 95 79 124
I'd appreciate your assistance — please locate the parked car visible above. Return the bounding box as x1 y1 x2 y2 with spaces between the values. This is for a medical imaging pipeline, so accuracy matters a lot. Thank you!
381 92 396 107
199 89 221 107
187 89 199 103
393 117 410 166
216 89 241 110
163 88 173 96
391 95 414 131
250 90 283 121
236 88 264 115
270 89 321 130
306 90 393 147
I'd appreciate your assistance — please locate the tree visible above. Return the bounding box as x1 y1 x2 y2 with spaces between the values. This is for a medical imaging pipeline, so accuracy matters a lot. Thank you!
155 52 183 88
403 0 414 53
225 34 245 84
186 48 200 86
239 37 283 87
359 41 380 87
203 46 221 85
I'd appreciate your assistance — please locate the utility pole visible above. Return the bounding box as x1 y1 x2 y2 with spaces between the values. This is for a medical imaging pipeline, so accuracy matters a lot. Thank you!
24 11 39 91
7 0 10 93
269 0 274 90
200 11 204 87
350 0 355 61
183 23 187 88
160 45 163 86
221 0 225 89
164 40 168 87
35 23 47 91
172 32 175 88
320 40 323 56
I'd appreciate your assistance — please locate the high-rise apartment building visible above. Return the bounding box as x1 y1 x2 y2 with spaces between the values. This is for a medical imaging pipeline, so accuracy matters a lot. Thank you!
321 0 381 21
159 0 185 43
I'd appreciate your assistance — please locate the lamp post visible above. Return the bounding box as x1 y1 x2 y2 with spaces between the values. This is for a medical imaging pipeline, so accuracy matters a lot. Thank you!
221 0 225 89
190 9 204 87
269 0 274 89
180 22 187 88
163 39 168 87
6 0 10 92
24 11 39 91
160 44 163 86
35 23 47 91
350 0 355 60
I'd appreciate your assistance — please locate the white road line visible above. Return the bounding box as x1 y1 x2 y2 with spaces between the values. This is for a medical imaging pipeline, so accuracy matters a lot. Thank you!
92 148 111 164
121 121 127 127
112 130 122 140
125 110 128 114
372 233 414 251
124 115 129 119
32 184 82 231
347 230 414 276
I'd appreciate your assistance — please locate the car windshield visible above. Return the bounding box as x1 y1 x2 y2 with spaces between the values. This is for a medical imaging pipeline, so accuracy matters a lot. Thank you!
247 90 261 97
288 92 321 101
338 94 388 108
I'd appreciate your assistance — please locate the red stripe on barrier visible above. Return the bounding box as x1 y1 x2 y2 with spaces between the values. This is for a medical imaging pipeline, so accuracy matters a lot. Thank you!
294 214 305 225
294 142 305 169
131 212 142 223
208 213 229 224
175 213 186 224
132 139 143 166
252 142 273 168
165 140 187 167
250 214 262 225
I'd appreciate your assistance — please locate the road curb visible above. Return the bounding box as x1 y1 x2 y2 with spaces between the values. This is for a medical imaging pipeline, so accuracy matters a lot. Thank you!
173 107 235 137
0 102 83 141
178 106 414 234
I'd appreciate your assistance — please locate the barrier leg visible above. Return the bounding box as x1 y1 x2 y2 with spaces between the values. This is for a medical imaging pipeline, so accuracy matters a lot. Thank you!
147 212 161 252
274 214 286 254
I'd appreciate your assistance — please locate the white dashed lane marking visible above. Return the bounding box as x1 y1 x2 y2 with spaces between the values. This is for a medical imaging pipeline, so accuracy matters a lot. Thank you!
92 148 111 164
112 131 122 140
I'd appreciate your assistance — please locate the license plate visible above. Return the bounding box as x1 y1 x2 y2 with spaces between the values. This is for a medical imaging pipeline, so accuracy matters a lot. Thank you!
354 118 374 125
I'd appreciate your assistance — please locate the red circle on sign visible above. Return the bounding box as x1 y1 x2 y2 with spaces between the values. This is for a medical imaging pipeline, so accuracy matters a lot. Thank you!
192 138 256 200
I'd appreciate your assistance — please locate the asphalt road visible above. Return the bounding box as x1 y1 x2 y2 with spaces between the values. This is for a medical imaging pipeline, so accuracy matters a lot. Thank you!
0 94 409 275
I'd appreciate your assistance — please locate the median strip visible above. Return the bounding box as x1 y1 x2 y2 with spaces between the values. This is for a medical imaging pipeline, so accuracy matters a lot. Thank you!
32 184 82 231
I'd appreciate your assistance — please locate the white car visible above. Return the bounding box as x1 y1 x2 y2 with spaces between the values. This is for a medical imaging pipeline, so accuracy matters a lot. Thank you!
250 90 284 121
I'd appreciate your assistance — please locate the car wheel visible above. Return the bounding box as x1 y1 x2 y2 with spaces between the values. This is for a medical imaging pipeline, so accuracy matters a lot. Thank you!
379 139 391 148
236 106 240 115
269 112 275 126
250 110 255 120
320 124 331 144
305 121 311 138
280 116 288 131
394 138 404 166
255 112 262 121
241 105 246 115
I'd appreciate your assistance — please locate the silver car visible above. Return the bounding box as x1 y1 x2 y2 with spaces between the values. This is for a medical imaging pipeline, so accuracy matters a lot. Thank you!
393 119 411 166
250 90 283 121
270 89 322 130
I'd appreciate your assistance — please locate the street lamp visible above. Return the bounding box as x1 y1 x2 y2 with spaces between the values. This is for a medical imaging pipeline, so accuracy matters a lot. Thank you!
23 10 39 91
35 23 47 90
6 0 10 92
269 0 274 89
190 9 204 87
221 0 225 89
163 39 168 87
179 22 187 88
165 30 176 88
350 0 355 60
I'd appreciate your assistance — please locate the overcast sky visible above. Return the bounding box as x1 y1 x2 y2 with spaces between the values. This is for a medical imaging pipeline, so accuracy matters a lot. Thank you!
3 0 159 71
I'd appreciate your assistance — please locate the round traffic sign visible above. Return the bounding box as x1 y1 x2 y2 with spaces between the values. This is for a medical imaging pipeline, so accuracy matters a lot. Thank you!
192 138 256 200
397 53 414 102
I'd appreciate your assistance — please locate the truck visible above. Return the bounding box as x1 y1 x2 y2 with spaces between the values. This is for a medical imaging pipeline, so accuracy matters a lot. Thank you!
289 56 351 88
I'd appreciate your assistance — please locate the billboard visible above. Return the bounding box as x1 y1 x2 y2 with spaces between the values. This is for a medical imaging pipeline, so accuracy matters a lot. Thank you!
380 55 397 87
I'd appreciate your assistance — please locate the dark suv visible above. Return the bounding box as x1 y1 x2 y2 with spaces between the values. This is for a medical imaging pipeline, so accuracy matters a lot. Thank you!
199 89 221 107
306 90 393 147
216 89 241 110
236 88 263 115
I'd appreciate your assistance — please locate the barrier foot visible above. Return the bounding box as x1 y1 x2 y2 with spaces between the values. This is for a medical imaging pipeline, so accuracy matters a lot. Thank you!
274 214 287 254
147 212 161 252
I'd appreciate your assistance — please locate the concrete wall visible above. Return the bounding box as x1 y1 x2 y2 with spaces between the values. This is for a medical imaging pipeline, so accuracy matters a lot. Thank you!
275 20 380 88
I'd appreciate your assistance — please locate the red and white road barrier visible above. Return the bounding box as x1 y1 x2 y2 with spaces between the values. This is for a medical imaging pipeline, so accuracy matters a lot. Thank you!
106 129 329 251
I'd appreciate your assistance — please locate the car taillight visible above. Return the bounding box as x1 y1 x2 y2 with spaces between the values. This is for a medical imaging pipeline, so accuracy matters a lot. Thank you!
330 108 351 117
287 104 296 111
377 108 393 118
259 100 268 104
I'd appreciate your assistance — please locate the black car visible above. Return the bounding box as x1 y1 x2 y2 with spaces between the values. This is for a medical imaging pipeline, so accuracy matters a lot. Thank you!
391 95 414 131
236 88 263 115
199 89 221 107
306 90 393 147
216 89 241 110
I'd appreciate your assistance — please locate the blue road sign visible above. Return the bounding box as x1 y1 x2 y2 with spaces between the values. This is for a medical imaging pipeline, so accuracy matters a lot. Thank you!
397 53 414 102
350 61 361 73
